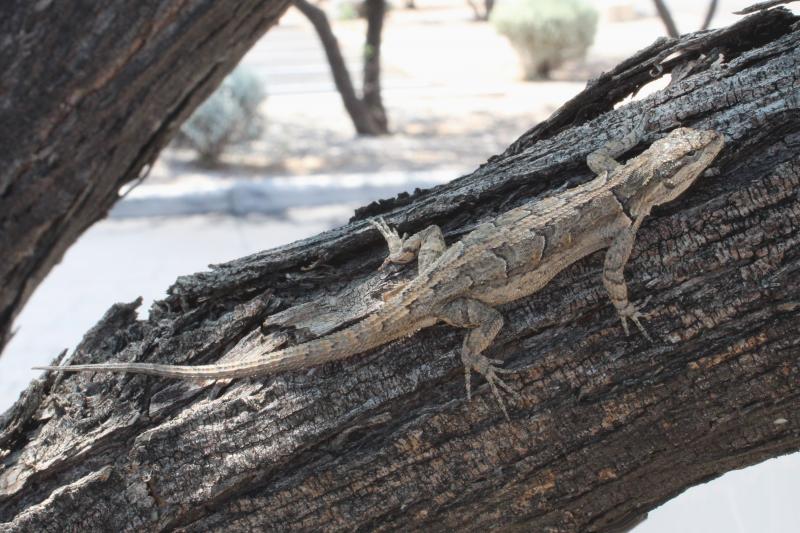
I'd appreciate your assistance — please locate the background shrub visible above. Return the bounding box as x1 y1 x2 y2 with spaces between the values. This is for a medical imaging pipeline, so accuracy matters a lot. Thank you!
490 0 598 80
179 66 267 165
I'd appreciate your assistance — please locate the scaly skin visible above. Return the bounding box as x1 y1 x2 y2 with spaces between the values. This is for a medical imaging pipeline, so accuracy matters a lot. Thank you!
36 126 724 418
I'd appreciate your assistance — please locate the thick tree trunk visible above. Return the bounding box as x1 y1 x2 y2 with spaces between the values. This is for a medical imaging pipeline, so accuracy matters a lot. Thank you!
2 7 800 532
0 1 292 356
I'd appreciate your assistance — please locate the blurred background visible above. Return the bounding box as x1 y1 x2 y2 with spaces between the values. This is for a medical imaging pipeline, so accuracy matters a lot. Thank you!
2 1 798 530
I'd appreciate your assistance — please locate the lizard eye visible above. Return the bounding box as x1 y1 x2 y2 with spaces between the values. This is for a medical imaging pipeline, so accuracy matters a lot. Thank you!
686 150 698 158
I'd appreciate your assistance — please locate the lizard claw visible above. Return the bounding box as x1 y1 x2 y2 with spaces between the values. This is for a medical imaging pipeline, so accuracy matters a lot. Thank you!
461 352 520 421
369 217 409 270
369 217 402 249
618 295 653 342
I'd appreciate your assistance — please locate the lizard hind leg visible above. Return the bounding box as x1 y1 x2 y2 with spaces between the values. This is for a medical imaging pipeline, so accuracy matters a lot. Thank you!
438 298 520 420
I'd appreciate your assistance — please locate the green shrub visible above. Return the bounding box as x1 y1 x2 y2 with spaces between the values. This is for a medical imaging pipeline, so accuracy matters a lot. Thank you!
490 0 598 80
331 0 392 20
332 0 362 20
179 66 266 165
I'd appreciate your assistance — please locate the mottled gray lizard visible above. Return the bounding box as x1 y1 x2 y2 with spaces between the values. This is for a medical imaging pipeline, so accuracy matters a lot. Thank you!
36 125 724 417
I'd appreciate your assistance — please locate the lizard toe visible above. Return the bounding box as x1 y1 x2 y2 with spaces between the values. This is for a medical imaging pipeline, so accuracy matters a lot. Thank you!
461 352 519 420
618 296 654 342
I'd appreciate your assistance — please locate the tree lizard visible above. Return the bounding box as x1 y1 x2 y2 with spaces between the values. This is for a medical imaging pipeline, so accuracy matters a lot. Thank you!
35 126 724 418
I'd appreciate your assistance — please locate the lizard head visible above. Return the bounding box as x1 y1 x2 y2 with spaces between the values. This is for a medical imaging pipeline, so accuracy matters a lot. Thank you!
615 127 724 219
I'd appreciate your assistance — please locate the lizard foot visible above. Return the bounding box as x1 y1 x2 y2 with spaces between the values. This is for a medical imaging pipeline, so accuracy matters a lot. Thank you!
461 352 520 421
368 217 410 270
618 295 653 342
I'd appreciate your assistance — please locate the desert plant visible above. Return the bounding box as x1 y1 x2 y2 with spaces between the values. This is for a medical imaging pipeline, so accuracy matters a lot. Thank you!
332 0 362 20
331 0 393 20
179 66 266 165
490 0 598 80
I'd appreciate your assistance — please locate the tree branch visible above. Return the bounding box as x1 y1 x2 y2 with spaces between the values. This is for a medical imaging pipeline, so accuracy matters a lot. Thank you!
362 0 389 133
652 0 680 37
735 0 799 14
700 0 719 30
293 0 386 134
0 0 293 357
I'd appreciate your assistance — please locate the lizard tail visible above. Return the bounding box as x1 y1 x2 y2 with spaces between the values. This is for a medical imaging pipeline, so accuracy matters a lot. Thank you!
32 362 241 379
34 302 430 379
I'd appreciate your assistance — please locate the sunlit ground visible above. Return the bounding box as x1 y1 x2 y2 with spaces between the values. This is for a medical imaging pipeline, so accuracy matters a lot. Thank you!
3 1 798 531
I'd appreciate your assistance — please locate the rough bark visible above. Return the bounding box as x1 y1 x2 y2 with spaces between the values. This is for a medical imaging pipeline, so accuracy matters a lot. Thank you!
736 0 798 14
293 0 389 135
0 1 292 357
2 7 800 532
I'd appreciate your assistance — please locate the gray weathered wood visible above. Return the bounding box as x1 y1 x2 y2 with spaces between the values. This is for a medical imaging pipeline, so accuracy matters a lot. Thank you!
1 7 799 532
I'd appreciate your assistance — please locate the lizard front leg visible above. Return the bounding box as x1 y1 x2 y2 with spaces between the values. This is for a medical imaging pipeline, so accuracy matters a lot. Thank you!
587 116 648 174
603 215 653 341
438 298 520 420
370 217 446 271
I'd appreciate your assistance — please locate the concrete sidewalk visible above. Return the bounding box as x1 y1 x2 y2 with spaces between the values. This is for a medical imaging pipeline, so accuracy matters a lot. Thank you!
112 167 462 218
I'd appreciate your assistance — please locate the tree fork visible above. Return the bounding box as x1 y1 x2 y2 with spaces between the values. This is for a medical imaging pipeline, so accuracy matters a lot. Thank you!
293 0 389 135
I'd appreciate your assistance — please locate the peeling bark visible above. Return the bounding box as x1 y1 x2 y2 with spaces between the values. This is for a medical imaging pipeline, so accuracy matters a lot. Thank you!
0 0 292 355
2 7 800 533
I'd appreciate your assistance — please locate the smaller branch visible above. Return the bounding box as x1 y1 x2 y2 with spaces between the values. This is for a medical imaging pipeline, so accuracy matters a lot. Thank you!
652 0 680 37
484 0 495 19
734 0 798 14
362 0 389 133
700 0 718 30
292 0 383 135
465 0 490 20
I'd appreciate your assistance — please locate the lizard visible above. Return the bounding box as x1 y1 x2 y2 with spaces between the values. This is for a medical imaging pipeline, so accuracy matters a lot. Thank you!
35 125 724 418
